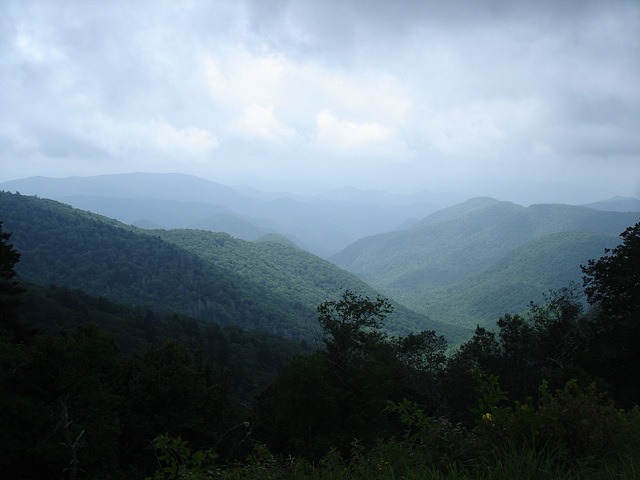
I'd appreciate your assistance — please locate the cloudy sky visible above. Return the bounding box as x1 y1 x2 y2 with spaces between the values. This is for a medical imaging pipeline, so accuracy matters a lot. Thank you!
1 0 639 203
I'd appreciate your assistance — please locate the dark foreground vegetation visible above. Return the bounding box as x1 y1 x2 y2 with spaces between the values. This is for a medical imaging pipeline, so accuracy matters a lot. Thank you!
1 218 639 479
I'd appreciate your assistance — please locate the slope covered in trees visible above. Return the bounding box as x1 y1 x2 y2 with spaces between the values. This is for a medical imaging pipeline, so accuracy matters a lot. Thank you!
417 230 622 329
332 198 639 329
2 216 640 479
16 281 309 399
0 192 462 341
0 192 318 339
152 228 463 340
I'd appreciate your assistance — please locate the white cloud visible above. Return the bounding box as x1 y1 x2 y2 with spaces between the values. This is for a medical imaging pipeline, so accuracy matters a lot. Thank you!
1 0 638 201
232 104 295 141
316 110 394 150
156 124 219 156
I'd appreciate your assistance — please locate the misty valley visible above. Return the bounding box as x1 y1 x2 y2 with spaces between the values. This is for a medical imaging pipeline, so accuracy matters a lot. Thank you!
1 173 640 479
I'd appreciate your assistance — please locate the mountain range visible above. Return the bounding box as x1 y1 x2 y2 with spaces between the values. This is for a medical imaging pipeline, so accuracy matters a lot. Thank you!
0 173 463 258
1 173 638 341
331 198 639 329
0 191 464 342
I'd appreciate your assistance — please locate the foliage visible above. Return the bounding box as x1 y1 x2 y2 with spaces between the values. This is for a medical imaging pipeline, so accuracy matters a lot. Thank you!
441 287 595 420
0 192 324 340
0 220 26 338
317 291 392 371
582 220 640 319
332 199 637 333
422 230 621 330
152 228 450 339
582 218 640 407
253 291 448 460
16 281 309 401
3 197 640 479
151 377 640 479
148 433 216 480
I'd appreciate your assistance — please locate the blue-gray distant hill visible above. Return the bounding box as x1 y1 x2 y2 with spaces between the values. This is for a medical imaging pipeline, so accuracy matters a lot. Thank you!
331 198 639 330
0 173 457 257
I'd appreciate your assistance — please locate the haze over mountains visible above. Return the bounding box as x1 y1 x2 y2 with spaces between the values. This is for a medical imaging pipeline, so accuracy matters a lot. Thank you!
1 172 638 341
0 173 464 258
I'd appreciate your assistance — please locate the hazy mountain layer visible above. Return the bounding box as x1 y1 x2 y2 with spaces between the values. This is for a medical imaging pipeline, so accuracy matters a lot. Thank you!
0 173 457 257
583 196 640 213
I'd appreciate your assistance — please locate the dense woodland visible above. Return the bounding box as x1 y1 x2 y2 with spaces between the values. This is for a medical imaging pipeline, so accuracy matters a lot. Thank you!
1 191 640 478
0 192 464 342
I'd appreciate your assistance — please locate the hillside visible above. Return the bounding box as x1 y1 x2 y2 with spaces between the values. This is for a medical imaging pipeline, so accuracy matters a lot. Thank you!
0 192 317 340
418 230 622 329
331 199 639 328
16 281 309 400
332 199 638 295
0 191 464 342
149 228 465 340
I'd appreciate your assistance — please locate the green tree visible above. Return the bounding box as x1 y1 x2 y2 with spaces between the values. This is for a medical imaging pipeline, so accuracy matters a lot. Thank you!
582 220 640 322
317 290 392 379
0 221 26 339
254 291 448 458
391 330 448 411
582 219 640 407
442 288 591 422
252 352 339 459
0 323 122 479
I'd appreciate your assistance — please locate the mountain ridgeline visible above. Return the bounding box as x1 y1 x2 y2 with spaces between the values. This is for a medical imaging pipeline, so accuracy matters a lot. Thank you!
0 173 460 257
0 191 461 342
3 176 640 479
1 173 638 341
331 198 639 329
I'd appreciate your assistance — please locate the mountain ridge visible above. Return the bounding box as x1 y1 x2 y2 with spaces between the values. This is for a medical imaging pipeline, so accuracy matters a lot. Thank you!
331 199 639 328
0 191 466 342
0 173 454 257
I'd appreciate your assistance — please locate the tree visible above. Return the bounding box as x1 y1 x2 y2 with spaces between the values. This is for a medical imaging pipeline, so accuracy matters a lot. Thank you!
581 219 640 407
253 291 449 458
391 330 448 412
0 221 25 337
317 290 392 379
582 220 640 323
117 340 233 472
442 288 591 422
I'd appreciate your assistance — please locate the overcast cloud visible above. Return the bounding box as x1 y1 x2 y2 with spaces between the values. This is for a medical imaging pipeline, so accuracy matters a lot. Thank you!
1 0 639 203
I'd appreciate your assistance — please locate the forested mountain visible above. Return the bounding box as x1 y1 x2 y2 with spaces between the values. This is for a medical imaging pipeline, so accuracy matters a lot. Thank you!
3 190 640 479
0 191 462 341
0 173 455 257
418 230 622 329
0 191 317 340
149 228 463 340
332 198 639 328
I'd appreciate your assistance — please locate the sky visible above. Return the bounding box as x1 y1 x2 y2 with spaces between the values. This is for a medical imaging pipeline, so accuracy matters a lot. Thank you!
1 0 639 204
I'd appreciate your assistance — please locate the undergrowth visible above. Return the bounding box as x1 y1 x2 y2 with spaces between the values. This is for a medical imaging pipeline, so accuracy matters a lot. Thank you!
148 374 640 480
